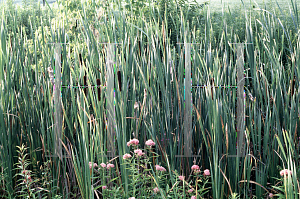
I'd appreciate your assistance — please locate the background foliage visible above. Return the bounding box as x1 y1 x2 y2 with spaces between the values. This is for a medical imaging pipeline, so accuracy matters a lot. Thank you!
0 0 300 198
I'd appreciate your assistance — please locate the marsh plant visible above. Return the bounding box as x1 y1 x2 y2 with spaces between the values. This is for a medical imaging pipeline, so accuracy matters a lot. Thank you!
1 0 300 198
14 144 61 198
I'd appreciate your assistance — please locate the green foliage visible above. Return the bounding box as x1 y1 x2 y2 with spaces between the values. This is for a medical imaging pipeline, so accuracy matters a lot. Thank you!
14 145 60 199
155 0 208 46
1 0 300 198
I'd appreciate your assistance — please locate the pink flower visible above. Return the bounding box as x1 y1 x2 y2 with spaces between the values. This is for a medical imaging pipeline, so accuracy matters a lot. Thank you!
107 163 115 169
134 149 145 156
100 163 106 168
127 138 139 146
145 139 155 146
132 139 139 145
123 153 132 159
203 169 210 176
269 193 274 198
153 187 159 193
102 186 107 190
155 165 166 172
89 162 98 169
191 196 196 199
128 198 136 199
134 149 142 154
191 165 199 170
188 189 194 193
280 169 292 177
178 175 185 181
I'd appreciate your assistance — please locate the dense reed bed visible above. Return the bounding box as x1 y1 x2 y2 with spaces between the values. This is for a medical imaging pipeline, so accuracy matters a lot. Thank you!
0 0 300 198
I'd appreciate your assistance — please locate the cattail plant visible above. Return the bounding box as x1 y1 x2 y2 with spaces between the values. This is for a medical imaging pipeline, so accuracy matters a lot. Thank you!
0 0 300 198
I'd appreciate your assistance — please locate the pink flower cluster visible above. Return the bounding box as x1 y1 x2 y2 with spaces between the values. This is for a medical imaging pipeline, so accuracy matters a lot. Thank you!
155 165 166 172
127 138 139 147
107 163 115 169
178 175 185 181
100 163 106 168
89 162 98 169
98 162 114 170
188 189 194 193
123 153 132 160
153 187 159 193
102 186 107 190
280 169 292 177
191 196 196 199
127 138 156 148
134 149 145 156
145 139 155 147
203 169 210 176
191 165 199 170
191 165 201 174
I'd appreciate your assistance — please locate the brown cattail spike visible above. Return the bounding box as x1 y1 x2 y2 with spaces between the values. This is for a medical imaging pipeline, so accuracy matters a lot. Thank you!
211 78 214 100
117 71 122 91
79 53 82 66
291 76 296 96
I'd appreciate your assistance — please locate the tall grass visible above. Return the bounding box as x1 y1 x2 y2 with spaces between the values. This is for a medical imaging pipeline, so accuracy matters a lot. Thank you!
0 0 300 198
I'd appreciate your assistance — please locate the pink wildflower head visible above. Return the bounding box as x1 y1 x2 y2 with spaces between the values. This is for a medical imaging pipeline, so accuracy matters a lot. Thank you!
203 169 210 176
127 138 139 147
134 149 142 154
102 186 107 190
89 162 98 169
188 189 194 193
280 169 292 177
191 196 196 199
134 149 145 156
128 197 136 199
123 153 132 160
107 163 115 169
178 175 185 181
145 139 155 147
155 165 166 172
269 193 274 198
191 165 199 170
153 187 159 193
100 163 106 168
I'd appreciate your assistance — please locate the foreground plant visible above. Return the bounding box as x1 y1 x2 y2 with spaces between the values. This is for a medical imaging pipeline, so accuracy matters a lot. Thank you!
14 144 36 198
121 139 211 198
271 166 298 199
14 144 56 198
